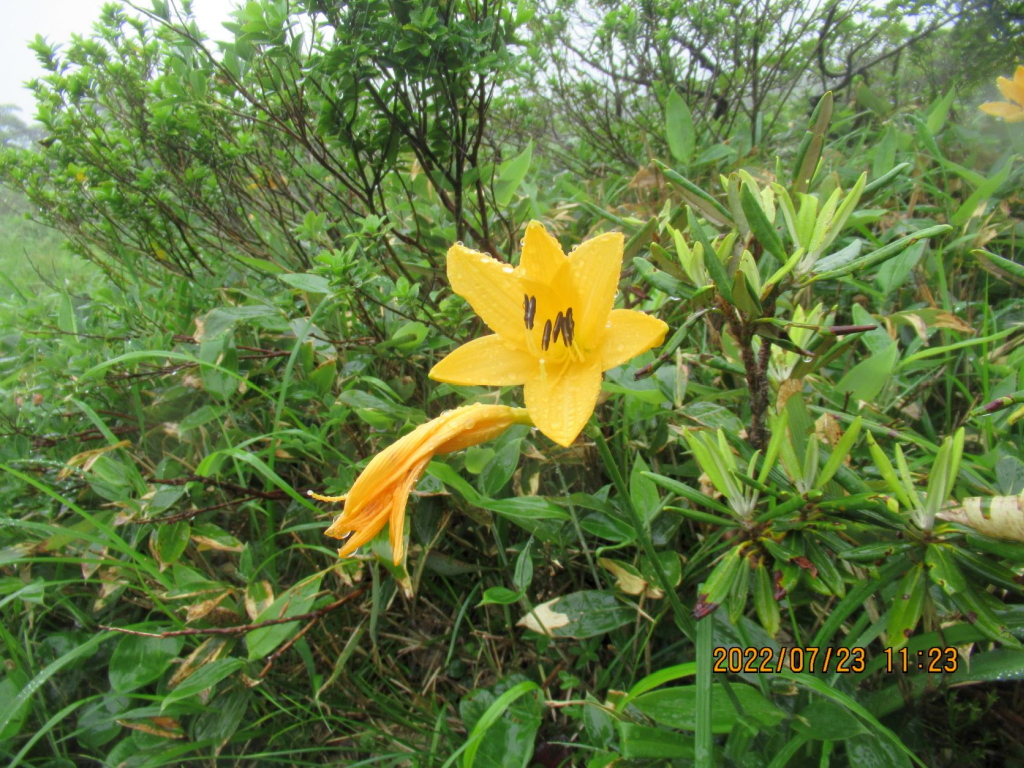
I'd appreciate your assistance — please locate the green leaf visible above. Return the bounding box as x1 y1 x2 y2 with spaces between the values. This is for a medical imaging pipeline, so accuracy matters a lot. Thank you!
872 126 898 180
740 184 786 261
478 587 523 606
162 657 246 710
973 248 1024 286
0 632 110 738
792 91 833 194
815 416 862 489
513 538 534 593
809 225 951 282
886 564 926 649
834 344 897 404
925 544 967 596
779 670 924 767
634 682 785 733
456 678 542 768
618 722 696 759
0 675 30 740
687 208 733 305
517 590 634 638
793 700 867 741
495 140 533 207
465 445 496 475
153 521 190 567
630 455 660 523
666 90 695 164
951 160 1013 227
179 405 226 433
753 561 780 637
109 634 183 692
481 439 522 497
926 87 957 135
278 273 331 293
701 546 746 608
246 573 323 659
856 83 891 116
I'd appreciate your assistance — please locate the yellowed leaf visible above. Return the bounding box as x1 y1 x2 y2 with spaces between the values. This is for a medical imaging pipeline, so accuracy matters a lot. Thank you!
168 636 232 689
244 580 274 621
516 598 571 636
58 440 132 480
939 491 1024 541
117 716 184 739
184 591 233 623
598 558 648 596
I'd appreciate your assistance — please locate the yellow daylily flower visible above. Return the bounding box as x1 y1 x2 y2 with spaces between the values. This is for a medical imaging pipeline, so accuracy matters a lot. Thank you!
311 403 530 564
429 221 669 447
980 65 1024 123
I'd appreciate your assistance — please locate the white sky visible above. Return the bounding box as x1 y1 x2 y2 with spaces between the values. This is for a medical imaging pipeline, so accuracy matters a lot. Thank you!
1 0 241 121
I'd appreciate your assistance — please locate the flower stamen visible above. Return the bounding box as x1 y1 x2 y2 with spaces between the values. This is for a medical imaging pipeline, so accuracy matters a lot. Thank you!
523 294 536 330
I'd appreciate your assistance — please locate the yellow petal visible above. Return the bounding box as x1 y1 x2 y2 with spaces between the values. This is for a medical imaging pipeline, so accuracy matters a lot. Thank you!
519 220 569 285
568 232 623 349
340 422 436 519
319 404 530 562
435 406 532 453
524 357 602 447
598 309 670 371
980 101 1024 120
389 456 431 564
429 335 536 386
337 506 391 558
447 244 525 346
1016 65 1024 95
997 75 1024 108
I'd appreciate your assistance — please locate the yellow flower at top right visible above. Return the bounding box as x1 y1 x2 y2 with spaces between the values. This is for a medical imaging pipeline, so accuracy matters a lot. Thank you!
980 65 1024 123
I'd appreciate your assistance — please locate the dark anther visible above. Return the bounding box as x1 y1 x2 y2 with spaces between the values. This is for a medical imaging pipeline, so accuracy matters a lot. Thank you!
523 294 536 330
552 311 564 345
541 319 552 351
564 307 574 347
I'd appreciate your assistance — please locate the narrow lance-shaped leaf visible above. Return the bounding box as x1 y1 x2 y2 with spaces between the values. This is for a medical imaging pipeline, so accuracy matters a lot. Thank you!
866 433 914 510
815 416 862 490
657 161 733 224
753 561 781 637
886 563 926 649
688 208 733 305
792 91 833 194
740 183 787 261
665 89 695 164
699 545 746 612
809 225 952 282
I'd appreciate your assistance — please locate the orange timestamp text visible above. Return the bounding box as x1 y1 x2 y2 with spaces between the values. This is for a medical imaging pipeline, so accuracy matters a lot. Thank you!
712 646 866 674
711 646 961 674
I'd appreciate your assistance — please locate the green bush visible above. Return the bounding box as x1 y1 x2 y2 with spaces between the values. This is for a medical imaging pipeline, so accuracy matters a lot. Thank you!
1 1 1022 766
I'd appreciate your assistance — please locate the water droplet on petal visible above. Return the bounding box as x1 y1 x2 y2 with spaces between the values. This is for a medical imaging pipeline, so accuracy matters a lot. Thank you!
455 241 464 247
502 265 514 274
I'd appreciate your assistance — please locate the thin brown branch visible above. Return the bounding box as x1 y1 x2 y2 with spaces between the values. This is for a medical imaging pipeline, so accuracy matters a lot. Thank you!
99 586 369 639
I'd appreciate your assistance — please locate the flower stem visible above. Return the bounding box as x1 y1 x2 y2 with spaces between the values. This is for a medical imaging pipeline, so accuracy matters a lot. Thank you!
589 426 696 641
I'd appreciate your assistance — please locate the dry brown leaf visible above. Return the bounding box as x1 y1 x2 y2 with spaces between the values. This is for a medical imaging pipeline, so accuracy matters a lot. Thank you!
168 637 232 689
58 440 132 480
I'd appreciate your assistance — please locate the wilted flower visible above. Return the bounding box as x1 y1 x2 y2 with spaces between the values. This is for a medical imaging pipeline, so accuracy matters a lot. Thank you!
980 65 1024 123
311 403 530 564
429 221 668 447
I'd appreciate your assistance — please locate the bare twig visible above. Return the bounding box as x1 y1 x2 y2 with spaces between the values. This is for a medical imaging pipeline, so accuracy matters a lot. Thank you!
99 586 369 639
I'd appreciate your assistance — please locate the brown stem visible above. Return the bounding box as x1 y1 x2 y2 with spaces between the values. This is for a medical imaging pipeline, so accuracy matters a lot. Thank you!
99 586 368 639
